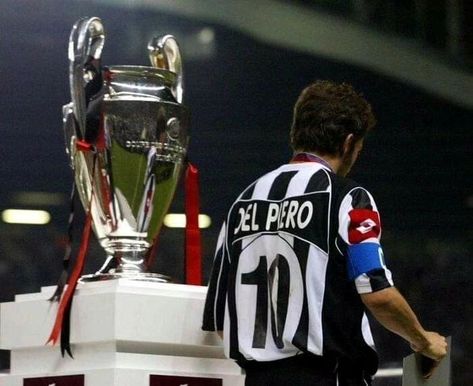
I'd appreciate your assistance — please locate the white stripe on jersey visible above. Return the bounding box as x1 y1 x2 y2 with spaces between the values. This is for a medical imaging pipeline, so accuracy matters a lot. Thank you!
306 244 329 355
213 222 227 332
250 163 329 200
250 170 277 200
223 296 231 358
216 221 227 250
279 232 295 247
286 164 330 196
354 273 376 294
362 312 375 348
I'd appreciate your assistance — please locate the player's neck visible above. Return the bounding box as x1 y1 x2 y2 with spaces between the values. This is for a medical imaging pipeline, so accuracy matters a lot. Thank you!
291 151 341 173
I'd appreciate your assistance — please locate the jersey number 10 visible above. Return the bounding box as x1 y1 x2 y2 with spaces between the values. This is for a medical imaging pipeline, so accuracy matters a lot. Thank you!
241 254 290 349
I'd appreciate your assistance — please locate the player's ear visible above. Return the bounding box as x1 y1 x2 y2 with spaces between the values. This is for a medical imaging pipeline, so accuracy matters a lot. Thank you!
341 133 355 156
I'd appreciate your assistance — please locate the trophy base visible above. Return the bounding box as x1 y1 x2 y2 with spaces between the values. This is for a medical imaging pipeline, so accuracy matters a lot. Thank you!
79 271 171 283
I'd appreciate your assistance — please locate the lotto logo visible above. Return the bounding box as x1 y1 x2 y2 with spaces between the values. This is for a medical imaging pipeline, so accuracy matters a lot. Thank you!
356 218 378 234
348 209 381 244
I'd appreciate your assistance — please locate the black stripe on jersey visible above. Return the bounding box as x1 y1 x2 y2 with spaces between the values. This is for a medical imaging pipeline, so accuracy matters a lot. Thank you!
240 181 257 200
227 239 244 360
267 171 298 200
305 169 330 193
241 254 268 348
269 253 290 349
350 188 373 210
367 269 392 292
202 242 228 331
291 238 311 351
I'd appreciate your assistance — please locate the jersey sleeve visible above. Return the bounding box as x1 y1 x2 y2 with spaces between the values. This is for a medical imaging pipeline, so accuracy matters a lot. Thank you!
202 222 229 331
338 187 394 294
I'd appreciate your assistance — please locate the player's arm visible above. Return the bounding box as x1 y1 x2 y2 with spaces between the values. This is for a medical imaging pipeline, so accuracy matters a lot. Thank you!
360 287 447 363
338 187 447 377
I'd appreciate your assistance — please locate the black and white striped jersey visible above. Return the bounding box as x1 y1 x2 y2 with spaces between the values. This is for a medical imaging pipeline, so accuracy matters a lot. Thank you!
203 161 393 374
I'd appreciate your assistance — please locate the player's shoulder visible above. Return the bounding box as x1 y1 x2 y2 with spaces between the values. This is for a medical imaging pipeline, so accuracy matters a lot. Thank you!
328 172 362 195
327 172 378 210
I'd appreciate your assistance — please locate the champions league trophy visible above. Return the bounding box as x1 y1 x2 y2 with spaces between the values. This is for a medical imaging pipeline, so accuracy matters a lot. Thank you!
62 17 190 282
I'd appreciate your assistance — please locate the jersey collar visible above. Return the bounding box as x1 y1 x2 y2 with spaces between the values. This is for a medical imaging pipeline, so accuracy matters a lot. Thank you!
291 152 333 172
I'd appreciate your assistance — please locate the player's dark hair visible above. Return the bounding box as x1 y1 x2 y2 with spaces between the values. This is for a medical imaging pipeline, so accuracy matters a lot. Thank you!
290 80 376 156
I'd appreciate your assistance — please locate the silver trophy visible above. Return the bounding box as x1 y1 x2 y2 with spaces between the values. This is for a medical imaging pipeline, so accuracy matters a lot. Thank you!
63 17 189 281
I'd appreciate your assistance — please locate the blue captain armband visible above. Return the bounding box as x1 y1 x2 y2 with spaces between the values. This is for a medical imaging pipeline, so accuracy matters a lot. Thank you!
347 242 385 281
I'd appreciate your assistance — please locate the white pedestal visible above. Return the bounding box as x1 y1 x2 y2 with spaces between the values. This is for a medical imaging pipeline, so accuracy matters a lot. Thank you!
0 280 244 386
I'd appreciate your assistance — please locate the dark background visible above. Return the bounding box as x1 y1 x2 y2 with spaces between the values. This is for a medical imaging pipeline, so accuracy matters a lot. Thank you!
0 1 471 384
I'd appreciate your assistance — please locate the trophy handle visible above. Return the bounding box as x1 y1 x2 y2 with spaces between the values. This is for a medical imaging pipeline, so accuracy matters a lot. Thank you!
148 35 183 103
62 103 76 167
68 17 105 139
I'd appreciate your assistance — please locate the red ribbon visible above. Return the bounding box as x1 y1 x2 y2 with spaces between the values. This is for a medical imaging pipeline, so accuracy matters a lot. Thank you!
76 139 94 152
185 163 202 285
47 140 95 354
47 212 92 346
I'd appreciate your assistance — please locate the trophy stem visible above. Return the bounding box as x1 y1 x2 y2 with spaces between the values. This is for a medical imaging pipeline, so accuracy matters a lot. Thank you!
79 243 171 283
114 249 147 274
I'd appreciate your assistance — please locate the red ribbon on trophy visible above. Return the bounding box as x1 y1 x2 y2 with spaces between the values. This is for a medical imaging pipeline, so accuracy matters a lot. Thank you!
145 161 202 286
185 162 202 285
47 141 96 357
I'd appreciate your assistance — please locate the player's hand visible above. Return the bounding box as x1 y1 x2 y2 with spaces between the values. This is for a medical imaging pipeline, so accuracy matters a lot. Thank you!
411 331 447 379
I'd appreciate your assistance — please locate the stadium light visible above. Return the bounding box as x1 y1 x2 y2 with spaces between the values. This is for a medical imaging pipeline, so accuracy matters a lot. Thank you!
2 209 51 225
164 213 212 229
